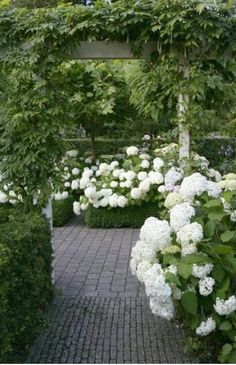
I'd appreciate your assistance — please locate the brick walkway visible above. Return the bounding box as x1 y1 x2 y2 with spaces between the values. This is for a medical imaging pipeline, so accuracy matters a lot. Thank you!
26 216 192 364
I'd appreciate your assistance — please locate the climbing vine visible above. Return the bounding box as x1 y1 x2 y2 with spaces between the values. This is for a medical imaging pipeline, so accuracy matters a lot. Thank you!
0 0 235 202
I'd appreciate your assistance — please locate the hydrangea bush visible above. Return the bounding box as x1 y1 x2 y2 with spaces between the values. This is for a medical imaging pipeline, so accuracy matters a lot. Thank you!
70 143 222 217
130 172 236 363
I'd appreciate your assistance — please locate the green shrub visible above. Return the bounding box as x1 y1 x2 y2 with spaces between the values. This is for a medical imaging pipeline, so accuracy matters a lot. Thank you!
0 203 14 223
85 202 160 228
53 196 74 227
194 137 236 173
0 212 53 363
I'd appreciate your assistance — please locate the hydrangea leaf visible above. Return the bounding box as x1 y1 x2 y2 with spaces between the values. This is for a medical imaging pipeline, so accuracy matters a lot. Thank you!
213 245 233 255
204 199 222 208
204 221 215 238
219 321 232 331
177 262 193 279
220 230 235 243
212 265 225 283
181 292 198 316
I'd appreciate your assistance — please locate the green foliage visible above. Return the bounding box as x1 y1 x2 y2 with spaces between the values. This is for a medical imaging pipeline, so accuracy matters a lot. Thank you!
53 196 74 226
0 203 14 223
85 202 160 228
194 137 236 173
0 211 53 362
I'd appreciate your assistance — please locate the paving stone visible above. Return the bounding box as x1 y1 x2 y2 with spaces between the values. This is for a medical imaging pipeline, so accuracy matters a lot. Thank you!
26 216 194 364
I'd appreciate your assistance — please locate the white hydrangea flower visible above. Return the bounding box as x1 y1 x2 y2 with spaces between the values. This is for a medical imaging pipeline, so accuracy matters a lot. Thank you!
84 186 97 199
224 173 236 180
61 191 69 199
164 167 183 186
124 180 132 188
117 195 128 208
136 260 152 282
148 171 164 185
63 172 71 181
72 168 80 176
176 222 203 246
219 179 236 191
141 160 150 169
120 182 126 188
100 188 113 197
99 197 109 207
73 201 81 215
91 165 98 172
81 202 89 211
230 211 236 222
170 203 195 233
125 171 136 181
113 169 121 178
140 153 151 160
131 240 157 264
71 179 80 190
82 169 94 178
158 185 166 193
138 171 148 181
196 317 216 336
126 146 139 156
131 187 142 200
110 161 119 170
207 181 221 198
139 178 151 193
140 217 171 251
85 157 92 164
64 182 71 188
54 192 63 200
110 181 118 188
130 258 137 275
164 265 177 276
214 296 236 316
0 191 8 203
99 163 110 174
79 176 90 189
164 192 183 209
199 277 215 296
64 166 69 172
153 157 164 171
143 264 174 320
179 173 208 201
66 150 78 158
192 263 214 279
181 244 198 257
109 193 119 207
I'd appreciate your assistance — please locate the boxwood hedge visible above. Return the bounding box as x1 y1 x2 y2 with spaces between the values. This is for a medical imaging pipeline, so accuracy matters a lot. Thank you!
85 202 160 228
0 212 53 363
53 196 74 227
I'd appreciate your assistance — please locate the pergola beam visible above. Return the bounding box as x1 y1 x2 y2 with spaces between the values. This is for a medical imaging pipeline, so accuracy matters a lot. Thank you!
70 41 157 59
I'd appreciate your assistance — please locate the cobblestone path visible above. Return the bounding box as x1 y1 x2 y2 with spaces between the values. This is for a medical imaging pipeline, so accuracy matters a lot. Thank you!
26 217 192 364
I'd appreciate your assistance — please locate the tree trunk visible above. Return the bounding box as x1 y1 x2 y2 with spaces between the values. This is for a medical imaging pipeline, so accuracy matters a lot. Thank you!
178 62 190 174
90 132 96 161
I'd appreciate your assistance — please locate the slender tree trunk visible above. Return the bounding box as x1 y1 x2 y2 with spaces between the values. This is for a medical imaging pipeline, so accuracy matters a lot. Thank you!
178 62 190 174
90 132 96 161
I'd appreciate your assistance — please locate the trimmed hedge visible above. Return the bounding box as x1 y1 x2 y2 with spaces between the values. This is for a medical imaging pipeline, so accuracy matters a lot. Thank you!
0 212 53 363
66 137 236 172
194 137 236 173
85 202 160 228
65 137 140 157
53 196 74 227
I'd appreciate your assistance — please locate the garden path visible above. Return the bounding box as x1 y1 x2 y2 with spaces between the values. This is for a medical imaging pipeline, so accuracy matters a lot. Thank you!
26 216 192 364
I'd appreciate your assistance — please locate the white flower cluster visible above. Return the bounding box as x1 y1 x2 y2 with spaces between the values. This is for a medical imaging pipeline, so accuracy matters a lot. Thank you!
192 264 214 279
198 277 215 296
196 317 216 336
218 173 236 191
214 296 236 316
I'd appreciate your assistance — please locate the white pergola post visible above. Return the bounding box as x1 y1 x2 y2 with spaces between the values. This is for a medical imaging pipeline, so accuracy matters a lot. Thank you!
42 197 53 231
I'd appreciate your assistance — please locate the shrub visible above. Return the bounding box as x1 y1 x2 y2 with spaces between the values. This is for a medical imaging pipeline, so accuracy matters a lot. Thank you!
0 212 53 363
0 203 14 223
85 202 160 228
53 196 74 227
194 137 236 174
131 172 236 363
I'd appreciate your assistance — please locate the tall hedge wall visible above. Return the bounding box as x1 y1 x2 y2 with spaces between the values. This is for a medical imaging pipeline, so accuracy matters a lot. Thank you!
0 212 53 362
